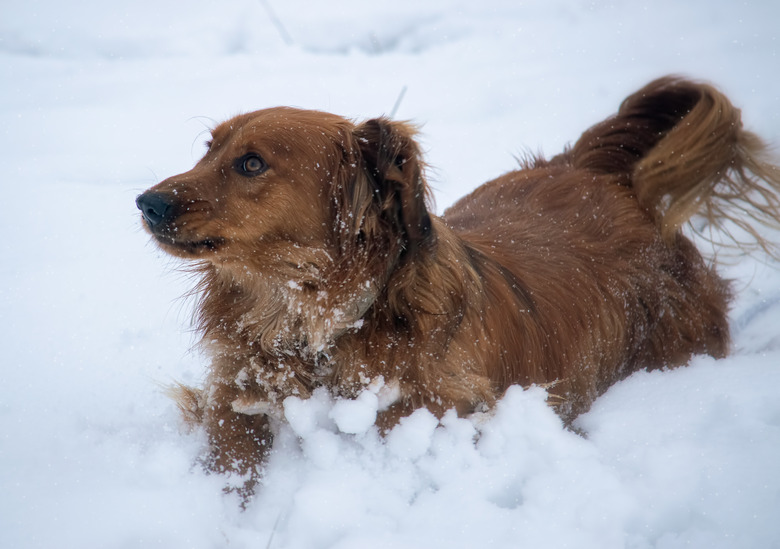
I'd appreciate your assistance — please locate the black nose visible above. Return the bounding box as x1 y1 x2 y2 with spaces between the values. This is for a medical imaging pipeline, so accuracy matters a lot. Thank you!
136 192 172 228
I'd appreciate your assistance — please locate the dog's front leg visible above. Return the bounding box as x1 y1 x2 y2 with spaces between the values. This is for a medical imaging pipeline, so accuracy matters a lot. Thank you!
199 388 274 499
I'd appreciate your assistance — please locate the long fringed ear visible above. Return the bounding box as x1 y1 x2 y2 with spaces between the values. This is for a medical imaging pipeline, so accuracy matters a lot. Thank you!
346 117 434 256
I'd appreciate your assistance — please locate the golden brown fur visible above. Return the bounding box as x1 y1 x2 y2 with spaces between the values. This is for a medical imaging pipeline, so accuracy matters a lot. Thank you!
137 77 780 492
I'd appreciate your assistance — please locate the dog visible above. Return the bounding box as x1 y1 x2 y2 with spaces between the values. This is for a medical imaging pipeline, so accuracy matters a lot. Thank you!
137 77 780 492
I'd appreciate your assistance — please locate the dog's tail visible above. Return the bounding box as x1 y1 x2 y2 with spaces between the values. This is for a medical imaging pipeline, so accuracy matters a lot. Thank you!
570 76 780 255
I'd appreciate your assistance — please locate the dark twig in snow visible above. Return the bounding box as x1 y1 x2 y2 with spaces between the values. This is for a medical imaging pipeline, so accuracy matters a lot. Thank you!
390 85 408 119
259 0 294 46
265 511 284 549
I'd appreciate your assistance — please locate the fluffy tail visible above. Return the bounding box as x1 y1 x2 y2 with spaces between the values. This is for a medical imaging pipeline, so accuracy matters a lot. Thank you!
570 76 780 255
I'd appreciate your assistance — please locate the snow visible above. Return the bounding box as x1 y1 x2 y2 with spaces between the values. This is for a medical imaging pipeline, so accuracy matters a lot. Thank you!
1 1 779 547
328 391 378 435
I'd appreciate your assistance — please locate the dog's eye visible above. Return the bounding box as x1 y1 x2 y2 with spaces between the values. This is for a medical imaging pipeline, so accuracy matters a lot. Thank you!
234 153 268 176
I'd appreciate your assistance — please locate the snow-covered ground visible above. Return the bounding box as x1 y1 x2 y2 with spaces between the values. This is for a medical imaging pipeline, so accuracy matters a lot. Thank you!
1 1 779 547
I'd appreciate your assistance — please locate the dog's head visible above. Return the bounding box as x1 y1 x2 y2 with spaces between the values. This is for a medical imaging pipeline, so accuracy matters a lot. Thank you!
137 107 433 276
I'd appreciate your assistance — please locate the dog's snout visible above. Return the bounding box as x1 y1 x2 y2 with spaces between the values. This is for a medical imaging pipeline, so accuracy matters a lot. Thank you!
136 192 172 228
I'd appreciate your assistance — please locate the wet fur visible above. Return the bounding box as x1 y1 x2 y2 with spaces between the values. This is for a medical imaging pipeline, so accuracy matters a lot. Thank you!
138 77 780 491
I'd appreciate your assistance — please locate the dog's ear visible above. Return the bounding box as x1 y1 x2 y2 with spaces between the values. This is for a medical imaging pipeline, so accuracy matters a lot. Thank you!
347 117 433 255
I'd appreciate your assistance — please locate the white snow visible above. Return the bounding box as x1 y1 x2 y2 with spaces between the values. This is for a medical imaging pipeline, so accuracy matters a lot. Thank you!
328 390 378 435
2 1 780 548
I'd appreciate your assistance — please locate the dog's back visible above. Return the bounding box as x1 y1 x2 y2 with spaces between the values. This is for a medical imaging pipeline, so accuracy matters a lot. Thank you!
444 77 779 417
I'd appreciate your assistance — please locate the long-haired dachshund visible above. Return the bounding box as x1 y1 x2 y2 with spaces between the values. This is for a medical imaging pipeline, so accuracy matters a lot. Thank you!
137 77 780 492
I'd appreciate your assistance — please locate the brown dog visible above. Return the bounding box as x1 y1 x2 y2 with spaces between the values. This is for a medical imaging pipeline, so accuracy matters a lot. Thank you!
137 77 780 491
